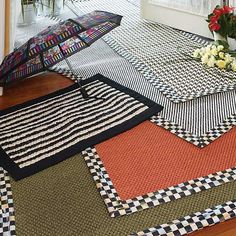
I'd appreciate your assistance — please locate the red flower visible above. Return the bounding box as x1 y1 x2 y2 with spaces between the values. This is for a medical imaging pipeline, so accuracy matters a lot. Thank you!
213 8 224 17
209 22 221 32
222 5 234 14
210 15 219 23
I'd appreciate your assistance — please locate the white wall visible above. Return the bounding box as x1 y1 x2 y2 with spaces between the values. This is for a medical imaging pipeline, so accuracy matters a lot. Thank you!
0 1 5 64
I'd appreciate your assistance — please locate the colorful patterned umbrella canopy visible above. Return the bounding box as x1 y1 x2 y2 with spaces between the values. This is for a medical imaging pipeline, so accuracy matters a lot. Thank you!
0 11 122 98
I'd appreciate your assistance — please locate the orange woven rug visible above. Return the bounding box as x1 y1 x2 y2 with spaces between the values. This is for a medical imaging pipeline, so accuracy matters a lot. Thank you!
95 121 236 201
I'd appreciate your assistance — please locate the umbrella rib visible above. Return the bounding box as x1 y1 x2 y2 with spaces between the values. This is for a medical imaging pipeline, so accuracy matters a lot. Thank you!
68 18 85 31
57 44 89 99
39 54 46 70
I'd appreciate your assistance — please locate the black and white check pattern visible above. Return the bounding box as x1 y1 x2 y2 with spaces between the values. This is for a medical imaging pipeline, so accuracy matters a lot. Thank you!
151 115 236 148
0 168 15 236
70 0 236 103
82 147 236 217
132 200 236 236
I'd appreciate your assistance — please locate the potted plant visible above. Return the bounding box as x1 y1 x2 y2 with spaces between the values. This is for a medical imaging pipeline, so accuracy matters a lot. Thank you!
228 15 236 50
206 5 234 42
18 0 38 26
206 4 236 51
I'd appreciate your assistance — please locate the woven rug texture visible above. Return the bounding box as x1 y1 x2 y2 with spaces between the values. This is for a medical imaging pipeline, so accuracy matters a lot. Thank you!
10 154 236 236
95 121 236 200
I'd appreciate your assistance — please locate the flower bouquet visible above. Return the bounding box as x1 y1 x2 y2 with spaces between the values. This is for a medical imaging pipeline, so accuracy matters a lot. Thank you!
182 4 236 75
192 41 236 72
172 4 236 77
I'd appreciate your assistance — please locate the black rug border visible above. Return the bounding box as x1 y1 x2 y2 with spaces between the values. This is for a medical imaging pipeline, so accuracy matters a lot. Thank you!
0 74 163 180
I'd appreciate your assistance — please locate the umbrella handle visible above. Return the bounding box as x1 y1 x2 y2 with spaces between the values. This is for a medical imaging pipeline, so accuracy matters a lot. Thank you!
78 84 89 99
58 44 89 99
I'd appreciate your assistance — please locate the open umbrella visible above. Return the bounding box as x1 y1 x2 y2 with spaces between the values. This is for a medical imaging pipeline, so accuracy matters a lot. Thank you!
0 11 122 98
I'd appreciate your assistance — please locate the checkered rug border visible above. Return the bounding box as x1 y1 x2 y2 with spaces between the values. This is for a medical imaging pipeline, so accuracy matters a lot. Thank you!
132 200 236 236
151 115 236 148
82 147 236 217
0 168 15 236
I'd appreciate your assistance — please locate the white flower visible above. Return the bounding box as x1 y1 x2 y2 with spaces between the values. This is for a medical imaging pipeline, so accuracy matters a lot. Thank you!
231 60 236 71
217 45 224 52
206 56 216 68
225 54 232 63
193 51 199 58
207 59 215 68
199 47 206 56
206 45 211 53
201 55 209 64
219 52 225 59
211 48 218 56
216 60 227 69
191 44 236 72
193 49 201 58
211 45 217 50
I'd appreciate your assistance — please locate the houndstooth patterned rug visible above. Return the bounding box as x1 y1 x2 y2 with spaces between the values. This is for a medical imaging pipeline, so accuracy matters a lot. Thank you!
0 168 15 235
68 0 236 103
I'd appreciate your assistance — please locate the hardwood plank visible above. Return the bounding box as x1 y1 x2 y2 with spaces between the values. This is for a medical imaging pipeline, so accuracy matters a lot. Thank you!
192 218 236 236
4 0 10 55
0 72 73 110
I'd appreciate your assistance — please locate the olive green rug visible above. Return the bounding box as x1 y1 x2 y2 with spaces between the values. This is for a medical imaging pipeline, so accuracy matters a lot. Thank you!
11 154 236 236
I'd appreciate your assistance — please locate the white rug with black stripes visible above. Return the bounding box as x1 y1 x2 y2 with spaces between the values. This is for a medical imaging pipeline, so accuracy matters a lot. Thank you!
0 74 162 180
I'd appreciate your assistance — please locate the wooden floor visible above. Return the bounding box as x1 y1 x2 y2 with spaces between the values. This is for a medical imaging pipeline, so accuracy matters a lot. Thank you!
1 72 236 236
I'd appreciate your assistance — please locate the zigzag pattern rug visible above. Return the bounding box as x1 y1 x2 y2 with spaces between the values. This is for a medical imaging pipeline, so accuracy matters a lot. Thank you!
68 0 236 103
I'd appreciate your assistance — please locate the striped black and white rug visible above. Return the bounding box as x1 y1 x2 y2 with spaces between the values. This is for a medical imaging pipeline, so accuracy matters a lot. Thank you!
0 74 163 180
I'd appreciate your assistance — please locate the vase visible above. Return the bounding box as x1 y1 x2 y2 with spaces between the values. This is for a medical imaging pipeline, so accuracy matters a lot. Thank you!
38 0 64 16
53 0 64 16
227 37 236 51
17 4 37 26
213 31 227 42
